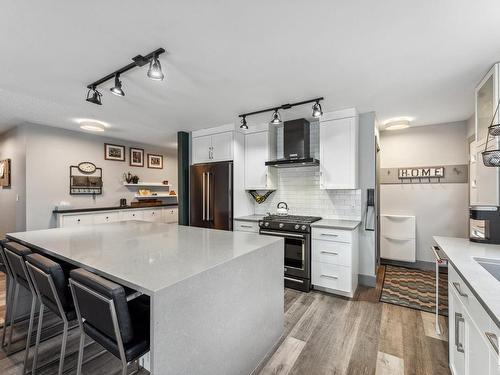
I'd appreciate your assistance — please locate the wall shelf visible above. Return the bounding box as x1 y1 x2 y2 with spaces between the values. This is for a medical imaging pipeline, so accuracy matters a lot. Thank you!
124 182 171 187
135 193 176 199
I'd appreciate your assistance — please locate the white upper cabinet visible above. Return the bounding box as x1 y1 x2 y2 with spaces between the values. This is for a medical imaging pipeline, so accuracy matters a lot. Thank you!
192 129 234 164
319 110 359 189
244 130 276 190
473 63 500 206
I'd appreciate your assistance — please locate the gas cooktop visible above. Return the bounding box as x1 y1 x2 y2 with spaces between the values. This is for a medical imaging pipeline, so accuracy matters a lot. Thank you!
261 215 322 224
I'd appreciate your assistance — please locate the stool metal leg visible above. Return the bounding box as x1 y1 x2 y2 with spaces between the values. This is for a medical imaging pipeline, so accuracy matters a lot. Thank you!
6 282 20 354
22 295 37 375
76 329 85 375
31 304 44 375
1 278 14 347
58 319 69 375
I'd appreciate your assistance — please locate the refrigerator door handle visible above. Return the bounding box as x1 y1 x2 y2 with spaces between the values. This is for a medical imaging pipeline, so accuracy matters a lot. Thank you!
207 172 211 221
202 172 206 221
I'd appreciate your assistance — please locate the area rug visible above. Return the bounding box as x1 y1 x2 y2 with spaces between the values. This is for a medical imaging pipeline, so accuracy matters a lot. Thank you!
380 265 448 316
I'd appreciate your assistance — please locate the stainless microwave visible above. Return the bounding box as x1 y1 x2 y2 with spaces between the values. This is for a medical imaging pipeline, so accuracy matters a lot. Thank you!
470 206 500 244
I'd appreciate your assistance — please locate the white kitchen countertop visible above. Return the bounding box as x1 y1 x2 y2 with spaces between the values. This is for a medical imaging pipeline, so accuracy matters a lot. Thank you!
234 215 266 222
434 236 500 328
311 219 361 230
7 221 283 295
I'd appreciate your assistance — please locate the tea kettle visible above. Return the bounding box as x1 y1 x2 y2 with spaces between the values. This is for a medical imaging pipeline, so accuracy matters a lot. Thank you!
276 202 289 216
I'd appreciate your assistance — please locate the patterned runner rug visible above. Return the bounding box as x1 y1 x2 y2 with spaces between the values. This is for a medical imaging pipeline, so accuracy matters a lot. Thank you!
380 265 448 316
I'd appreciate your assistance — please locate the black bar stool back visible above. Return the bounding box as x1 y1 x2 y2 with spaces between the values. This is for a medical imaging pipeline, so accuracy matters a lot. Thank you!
0 239 14 349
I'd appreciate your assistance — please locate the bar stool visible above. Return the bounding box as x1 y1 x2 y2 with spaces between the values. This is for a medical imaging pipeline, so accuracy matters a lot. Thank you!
3 241 36 374
69 268 150 375
25 253 76 375
0 239 14 349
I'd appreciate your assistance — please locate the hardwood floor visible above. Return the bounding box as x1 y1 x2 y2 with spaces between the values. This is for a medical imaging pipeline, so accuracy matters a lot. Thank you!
0 266 449 375
257 266 450 375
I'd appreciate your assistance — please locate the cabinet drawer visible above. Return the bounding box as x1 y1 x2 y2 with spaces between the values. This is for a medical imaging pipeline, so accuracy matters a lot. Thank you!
120 210 145 221
143 209 163 222
234 220 259 233
312 240 351 266
164 208 178 223
312 262 352 292
312 227 352 243
62 214 93 227
93 212 120 224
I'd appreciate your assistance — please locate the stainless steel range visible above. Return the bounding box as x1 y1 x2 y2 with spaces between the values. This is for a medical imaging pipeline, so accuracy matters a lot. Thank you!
259 215 321 292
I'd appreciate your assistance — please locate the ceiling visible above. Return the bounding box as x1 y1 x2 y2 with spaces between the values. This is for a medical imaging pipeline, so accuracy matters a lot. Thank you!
1 1 499 149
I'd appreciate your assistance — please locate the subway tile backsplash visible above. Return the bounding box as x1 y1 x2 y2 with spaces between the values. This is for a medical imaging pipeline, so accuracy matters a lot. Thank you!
254 166 361 220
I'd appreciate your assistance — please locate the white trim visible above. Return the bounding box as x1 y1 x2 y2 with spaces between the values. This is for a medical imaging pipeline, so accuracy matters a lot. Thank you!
192 123 235 137
320 107 358 122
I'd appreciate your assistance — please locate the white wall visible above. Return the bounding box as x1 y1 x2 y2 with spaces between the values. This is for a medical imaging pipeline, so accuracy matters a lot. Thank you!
0 127 27 237
380 121 469 263
17 124 177 230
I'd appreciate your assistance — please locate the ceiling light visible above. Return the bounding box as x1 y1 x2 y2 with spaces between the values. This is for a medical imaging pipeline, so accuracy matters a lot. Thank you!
385 120 410 131
270 109 282 125
147 55 164 81
80 123 105 132
110 74 125 97
312 101 323 118
86 87 102 105
240 116 248 129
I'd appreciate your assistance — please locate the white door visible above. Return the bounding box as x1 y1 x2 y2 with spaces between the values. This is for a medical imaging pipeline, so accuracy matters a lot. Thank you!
320 117 357 189
245 131 270 189
449 286 466 375
192 135 212 164
211 132 233 161
466 309 491 375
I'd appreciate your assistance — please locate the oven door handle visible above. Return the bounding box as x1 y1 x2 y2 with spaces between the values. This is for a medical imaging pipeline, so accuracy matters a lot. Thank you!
259 230 306 239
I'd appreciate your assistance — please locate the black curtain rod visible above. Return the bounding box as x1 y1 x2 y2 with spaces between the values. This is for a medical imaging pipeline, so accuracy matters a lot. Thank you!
239 97 324 118
87 48 166 89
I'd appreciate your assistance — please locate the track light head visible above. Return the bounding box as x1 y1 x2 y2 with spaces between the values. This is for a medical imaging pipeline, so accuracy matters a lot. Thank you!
240 116 248 129
110 74 125 97
147 55 164 81
86 87 102 105
270 109 282 125
312 101 323 118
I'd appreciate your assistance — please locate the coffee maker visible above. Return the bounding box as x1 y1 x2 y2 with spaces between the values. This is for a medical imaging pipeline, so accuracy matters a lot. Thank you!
470 206 500 244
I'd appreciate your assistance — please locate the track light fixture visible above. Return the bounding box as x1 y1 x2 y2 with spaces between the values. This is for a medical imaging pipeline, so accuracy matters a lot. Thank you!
240 116 248 129
85 47 165 105
147 55 165 81
270 109 282 125
239 97 324 128
312 100 323 118
86 87 102 105
110 74 125 97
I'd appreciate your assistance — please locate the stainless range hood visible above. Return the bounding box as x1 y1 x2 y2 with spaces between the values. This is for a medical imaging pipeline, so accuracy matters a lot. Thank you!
265 118 319 168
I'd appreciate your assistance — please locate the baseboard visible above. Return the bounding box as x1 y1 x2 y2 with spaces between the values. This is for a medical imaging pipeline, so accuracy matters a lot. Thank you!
381 258 435 271
358 274 377 287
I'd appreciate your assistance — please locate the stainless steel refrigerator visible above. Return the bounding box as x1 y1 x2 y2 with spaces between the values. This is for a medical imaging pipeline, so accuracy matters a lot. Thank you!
189 161 233 230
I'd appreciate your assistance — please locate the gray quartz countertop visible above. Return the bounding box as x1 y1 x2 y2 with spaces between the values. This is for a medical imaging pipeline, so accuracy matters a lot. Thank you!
434 236 500 328
7 221 283 295
234 215 266 222
311 219 361 230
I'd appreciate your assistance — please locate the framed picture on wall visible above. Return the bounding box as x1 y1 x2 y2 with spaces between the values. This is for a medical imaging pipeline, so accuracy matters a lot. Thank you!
147 153 163 169
130 147 144 167
104 143 125 161
0 159 11 187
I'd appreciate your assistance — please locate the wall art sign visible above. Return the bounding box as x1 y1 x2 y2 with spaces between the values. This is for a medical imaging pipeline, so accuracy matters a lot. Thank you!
0 159 11 187
130 147 144 167
70 163 103 195
398 167 444 179
104 143 125 161
147 153 163 169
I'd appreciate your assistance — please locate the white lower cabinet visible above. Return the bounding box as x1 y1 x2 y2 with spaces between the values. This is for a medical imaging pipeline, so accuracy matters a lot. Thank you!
61 214 93 227
233 220 259 233
449 264 499 375
164 207 178 223
93 212 120 224
120 210 145 221
311 227 358 298
143 208 163 223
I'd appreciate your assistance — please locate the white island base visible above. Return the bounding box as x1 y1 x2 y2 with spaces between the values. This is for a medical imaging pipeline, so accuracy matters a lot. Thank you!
7 222 284 375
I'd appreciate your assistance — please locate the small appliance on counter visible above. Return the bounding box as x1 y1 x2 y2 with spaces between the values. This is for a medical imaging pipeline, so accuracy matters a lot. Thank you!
120 198 127 207
470 206 500 244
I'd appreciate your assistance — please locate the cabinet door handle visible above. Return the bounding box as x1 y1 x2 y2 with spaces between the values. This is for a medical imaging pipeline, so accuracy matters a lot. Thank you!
453 282 468 298
240 225 253 228
320 251 338 255
455 312 465 353
486 332 499 355
321 233 339 237
321 274 338 279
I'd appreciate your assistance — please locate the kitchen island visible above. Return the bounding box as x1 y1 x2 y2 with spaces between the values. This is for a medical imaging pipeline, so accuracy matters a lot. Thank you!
7 221 284 375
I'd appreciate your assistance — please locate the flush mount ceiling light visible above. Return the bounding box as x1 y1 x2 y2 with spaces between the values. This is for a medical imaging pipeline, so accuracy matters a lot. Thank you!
110 74 125 97
312 101 323 118
270 109 282 125
147 55 165 81
80 123 105 132
239 97 324 129
385 119 410 131
85 47 165 105
240 116 248 129
76 119 109 132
